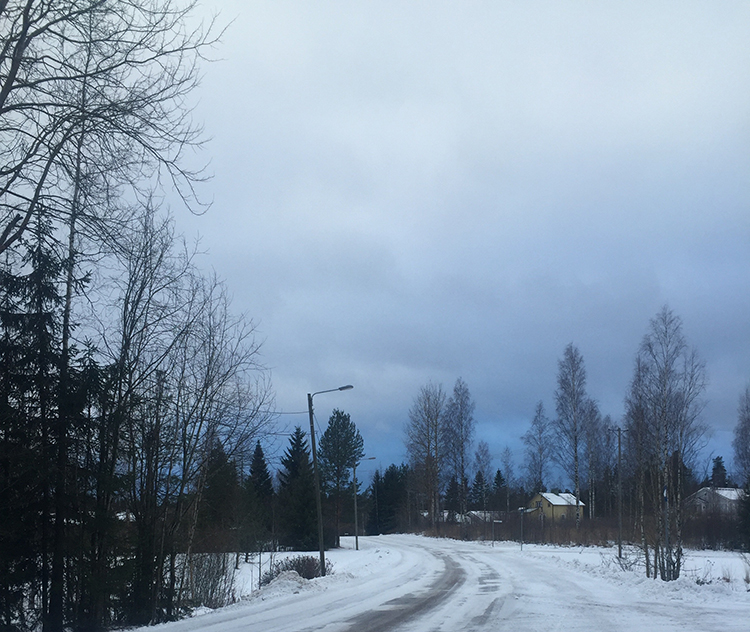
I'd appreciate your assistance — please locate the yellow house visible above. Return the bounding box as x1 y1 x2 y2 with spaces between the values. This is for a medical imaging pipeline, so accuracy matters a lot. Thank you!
527 492 584 522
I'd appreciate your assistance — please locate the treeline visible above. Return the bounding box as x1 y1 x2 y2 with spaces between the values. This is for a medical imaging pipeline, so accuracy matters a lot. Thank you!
175 410 368 558
0 2 278 630
394 307 750 582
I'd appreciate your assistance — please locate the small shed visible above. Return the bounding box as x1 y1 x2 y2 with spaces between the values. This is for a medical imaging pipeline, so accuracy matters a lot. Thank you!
527 492 584 522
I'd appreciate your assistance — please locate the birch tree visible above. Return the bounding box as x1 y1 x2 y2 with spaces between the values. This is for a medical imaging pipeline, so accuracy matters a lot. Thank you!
553 343 596 528
405 382 446 528
625 306 706 581
733 385 750 486
0 0 216 257
501 446 515 516
442 378 476 515
582 403 603 519
522 401 553 493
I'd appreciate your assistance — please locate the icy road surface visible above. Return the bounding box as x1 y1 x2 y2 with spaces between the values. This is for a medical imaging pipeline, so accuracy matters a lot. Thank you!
157 535 750 632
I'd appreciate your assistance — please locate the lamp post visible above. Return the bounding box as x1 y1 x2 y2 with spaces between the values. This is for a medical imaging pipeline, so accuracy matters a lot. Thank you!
617 426 623 560
519 507 525 551
353 456 376 551
307 384 353 577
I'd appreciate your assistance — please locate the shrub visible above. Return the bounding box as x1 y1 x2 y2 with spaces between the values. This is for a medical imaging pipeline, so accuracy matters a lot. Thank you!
260 555 333 586
185 552 237 609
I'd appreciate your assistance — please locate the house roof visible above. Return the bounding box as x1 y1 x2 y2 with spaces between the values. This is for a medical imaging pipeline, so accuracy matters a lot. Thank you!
714 488 744 501
687 487 745 502
538 492 584 507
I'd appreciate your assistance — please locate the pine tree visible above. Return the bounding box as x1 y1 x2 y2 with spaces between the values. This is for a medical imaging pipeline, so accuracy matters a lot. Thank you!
319 409 364 547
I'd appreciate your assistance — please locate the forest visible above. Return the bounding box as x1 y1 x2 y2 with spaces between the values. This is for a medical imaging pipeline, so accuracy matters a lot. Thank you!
0 1 272 630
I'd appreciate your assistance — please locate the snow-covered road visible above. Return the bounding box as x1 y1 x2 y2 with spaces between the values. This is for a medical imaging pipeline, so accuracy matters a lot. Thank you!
156 535 750 632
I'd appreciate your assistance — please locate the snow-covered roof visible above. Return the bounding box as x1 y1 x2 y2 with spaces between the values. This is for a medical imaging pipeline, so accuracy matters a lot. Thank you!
714 488 744 501
538 492 584 507
685 487 746 504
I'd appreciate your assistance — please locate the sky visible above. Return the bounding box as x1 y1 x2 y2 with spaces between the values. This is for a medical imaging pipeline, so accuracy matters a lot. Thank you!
174 1 750 485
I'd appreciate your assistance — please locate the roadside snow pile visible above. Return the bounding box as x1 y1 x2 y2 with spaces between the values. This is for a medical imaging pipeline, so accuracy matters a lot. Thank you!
253 570 314 599
521 543 750 601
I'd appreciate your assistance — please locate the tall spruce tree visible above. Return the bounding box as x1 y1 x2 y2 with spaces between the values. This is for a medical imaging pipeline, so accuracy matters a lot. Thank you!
444 476 461 516
469 471 489 511
242 441 274 555
367 464 409 535
490 469 506 511
197 442 242 552
711 456 728 488
277 428 318 551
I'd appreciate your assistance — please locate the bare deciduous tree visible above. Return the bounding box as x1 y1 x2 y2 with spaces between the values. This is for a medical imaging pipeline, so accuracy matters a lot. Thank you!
501 445 515 516
474 440 492 487
405 382 446 528
442 378 476 516
582 403 604 519
522 401 553 493
625 306 706 581
0 0 217 256
733 385 750 486
553 343 595 529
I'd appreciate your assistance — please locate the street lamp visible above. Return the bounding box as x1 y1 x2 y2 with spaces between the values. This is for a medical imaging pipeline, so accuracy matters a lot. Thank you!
353 456 376 551
307 385 353 577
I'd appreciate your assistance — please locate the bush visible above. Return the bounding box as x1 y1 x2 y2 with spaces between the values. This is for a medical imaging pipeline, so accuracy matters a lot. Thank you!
260 555 333 586
185 552 237 609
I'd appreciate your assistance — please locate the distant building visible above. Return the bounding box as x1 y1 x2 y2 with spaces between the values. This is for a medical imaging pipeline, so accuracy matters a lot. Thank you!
466 510 502 525
527 492 584 522
684 487 745 516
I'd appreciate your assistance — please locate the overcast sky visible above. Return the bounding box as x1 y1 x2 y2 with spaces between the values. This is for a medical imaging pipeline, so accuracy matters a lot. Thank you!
176 1 750 485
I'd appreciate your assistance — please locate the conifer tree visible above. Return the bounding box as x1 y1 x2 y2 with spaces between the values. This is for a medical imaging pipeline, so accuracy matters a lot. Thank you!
444 476 460 515
250 441 275 503
489 469 506 511
197 442 241 551
711 456 728 488
469 471 489 511
277 428 317 550
242 441 275 555
366 464 409 535
319 409 364 546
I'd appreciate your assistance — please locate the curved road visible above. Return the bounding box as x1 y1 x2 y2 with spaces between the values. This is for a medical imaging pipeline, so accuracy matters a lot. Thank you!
160 535 750 632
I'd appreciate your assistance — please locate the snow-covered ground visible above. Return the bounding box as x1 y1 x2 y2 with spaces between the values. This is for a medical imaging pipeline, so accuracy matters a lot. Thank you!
156 535 750 632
